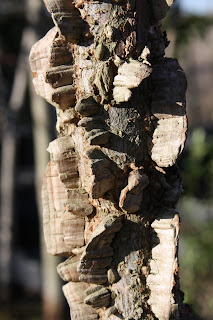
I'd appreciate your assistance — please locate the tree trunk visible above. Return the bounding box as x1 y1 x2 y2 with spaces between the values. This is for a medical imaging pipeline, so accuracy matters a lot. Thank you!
29 1 189 319
0 27 29 298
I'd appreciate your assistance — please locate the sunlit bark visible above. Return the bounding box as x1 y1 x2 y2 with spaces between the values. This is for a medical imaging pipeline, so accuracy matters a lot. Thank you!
29 1 189 319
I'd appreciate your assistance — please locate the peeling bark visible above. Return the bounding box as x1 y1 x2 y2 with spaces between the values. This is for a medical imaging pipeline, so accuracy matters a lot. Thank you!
29 0 188 319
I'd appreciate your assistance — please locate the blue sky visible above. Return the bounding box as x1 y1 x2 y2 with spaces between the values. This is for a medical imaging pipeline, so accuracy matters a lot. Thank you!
179 0 213 15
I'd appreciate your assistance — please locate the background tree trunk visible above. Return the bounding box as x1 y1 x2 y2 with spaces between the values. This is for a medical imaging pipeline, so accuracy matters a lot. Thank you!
29 0 189 319
26 1 67 318
29 79 67 320
0 27 29 298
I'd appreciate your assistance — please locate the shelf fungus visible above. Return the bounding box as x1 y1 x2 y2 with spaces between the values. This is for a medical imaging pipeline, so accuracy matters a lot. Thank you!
113 59 152 104
76 97 111 146
29 27 76 110
47 136 79 189
62 212 85 248
45 65 75 89
42 161 72 256
78 215 123 284
63 282 99 320
147 209 180 320
78 116 106 132
56 108 78 135
65 188 94 217
42 136 87 255
44 0 85 43
57 255 111 313
83 148 115 199
75 96 100 117
150 58 187 167
42 160 85 254
84 285 111 309
119 169 149 213
57 254 82 282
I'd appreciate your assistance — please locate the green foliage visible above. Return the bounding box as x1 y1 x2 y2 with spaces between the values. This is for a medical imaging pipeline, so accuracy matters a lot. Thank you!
163 5 213 57
182 128 213 198
178 127 213 319
163 4 213 319
180 217 213 319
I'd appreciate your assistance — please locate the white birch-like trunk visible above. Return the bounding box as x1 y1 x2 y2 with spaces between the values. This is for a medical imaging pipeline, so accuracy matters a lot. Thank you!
29 1 189 319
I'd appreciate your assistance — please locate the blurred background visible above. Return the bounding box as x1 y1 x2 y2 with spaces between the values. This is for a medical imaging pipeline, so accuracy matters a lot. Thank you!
0 0 213 319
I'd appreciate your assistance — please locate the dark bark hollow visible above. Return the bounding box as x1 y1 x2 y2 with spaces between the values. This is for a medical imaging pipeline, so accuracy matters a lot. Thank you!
29 0 188 319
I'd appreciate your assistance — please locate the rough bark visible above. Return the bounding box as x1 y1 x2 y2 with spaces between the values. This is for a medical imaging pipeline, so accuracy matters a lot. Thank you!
29 0 188 319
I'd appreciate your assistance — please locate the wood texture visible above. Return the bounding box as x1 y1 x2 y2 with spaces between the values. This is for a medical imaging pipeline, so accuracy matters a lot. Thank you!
150 58 187 167
30 0 188 319
63 282 99 320
147 209 180 319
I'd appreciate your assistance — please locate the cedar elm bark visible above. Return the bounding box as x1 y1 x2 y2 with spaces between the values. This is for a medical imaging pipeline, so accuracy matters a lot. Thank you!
29 1 188 319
